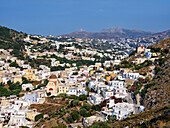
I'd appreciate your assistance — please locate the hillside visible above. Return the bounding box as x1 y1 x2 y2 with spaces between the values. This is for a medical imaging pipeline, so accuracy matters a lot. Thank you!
60 27 169 40
0 26 27 59
110 38 170 128
152 37 170 49
142 38 170 109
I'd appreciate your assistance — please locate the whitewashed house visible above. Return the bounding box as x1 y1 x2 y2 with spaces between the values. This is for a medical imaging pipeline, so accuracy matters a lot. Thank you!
123 72 140 80
102 89 114 99
22 83 34 91
89 94 104 105
96 83 108 94
108 80 124 89
115 88 128 98
112 103 135 120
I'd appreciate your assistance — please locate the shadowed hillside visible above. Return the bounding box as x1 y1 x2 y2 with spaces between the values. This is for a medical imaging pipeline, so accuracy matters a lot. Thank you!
0 26 27 59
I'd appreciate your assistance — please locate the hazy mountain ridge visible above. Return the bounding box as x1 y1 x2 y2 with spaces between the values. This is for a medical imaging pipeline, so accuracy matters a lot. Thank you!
60 27 168 39
100 27 156 34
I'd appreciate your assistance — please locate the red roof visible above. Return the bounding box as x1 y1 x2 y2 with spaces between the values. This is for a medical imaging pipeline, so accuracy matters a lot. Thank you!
49 75 57 79
139 46 145 49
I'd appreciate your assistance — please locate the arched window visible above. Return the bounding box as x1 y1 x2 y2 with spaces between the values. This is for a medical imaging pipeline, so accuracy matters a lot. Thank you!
49 88 53 91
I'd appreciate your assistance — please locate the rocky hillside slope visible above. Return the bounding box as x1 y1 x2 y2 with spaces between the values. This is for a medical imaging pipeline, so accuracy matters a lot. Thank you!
143 38 170 110
110 38 170 128
0 26 27 59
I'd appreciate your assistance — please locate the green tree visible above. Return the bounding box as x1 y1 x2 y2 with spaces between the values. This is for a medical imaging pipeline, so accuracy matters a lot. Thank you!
22 77 30 84
66 116 74 123
35 114 44 121
9 62 19 68
79 94 87 101
82 103 91 110
71 100 79 107
72 72 78 75
80 108 87 117
71 110 80 121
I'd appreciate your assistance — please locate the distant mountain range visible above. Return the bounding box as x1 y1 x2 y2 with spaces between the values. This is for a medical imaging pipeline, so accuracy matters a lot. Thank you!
60 27 170 39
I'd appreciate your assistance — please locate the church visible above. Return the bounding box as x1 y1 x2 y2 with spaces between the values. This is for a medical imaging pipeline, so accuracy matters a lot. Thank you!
46 75 60 95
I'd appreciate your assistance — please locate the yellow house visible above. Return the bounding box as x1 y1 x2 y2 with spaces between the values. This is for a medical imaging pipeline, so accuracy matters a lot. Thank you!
23 74 39 81
151 52 159 57
25 69 37 74
58 85 69 94
65 68 74 72
0 71 4 74
106 75 111 83
22 74 30 80
0 123 3 128
26 51 30 55
1 100 10 106
60 72 68 78
46 75 60 95
109 73 115 77
13 76 22 83
26 109 40 121
32 41 38 44
90 70 95 74
74 49 80 52
31 74 39 81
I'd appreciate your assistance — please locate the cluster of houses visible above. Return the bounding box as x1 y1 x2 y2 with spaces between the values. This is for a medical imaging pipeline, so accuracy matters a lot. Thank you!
24 35 129 66
134 46 160 65
86 68 145 121
0 94 44 128
0 34 159 127
0 60 147 127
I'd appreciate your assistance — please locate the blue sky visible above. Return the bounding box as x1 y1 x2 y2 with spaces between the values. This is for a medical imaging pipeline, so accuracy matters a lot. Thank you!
0 0 170 36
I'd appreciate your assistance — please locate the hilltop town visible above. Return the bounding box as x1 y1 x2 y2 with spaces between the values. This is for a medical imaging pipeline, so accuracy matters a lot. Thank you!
0 26 169 128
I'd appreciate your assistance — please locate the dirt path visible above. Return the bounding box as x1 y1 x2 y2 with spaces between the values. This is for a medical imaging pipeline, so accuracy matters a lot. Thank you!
136 86 144 105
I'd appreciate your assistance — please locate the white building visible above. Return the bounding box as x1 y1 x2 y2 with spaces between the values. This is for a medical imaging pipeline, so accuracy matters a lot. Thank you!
108 80 124 89
112 103 135 120
66 87 87 96
89 94 104 105
123 72 140 80
22 83 34 91
115 88 128 98
102 89 114 99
